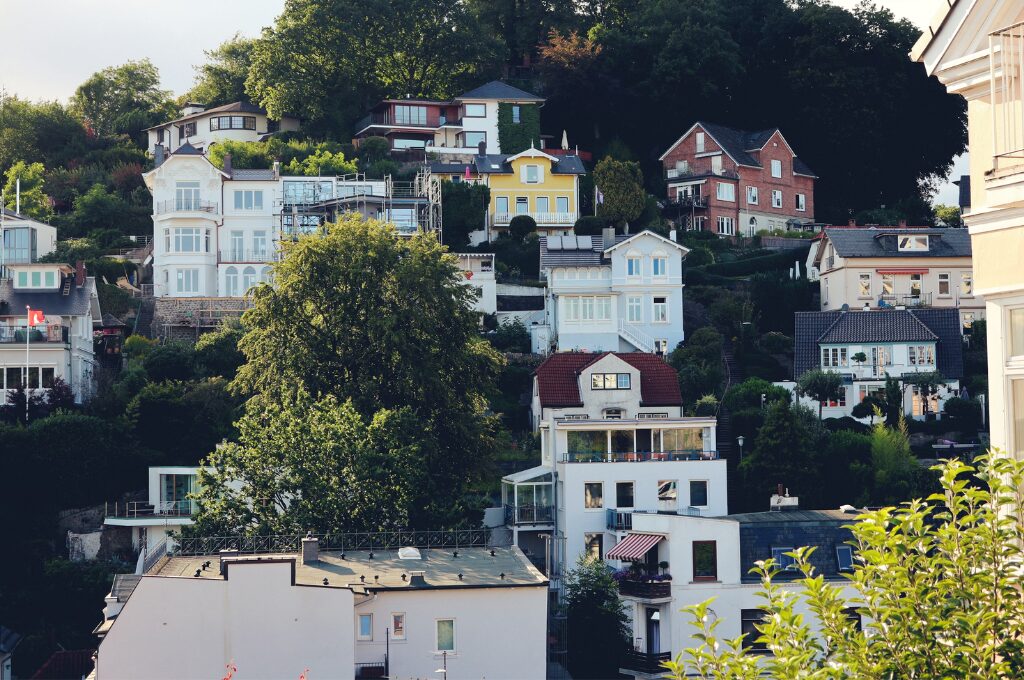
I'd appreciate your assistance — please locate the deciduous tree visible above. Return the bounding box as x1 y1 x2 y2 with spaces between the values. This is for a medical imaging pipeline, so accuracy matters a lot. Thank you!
593 157 645 229
796 369 845 419
564 555 630 680
3 161 52 221
186 35 257 107
69 60 175 142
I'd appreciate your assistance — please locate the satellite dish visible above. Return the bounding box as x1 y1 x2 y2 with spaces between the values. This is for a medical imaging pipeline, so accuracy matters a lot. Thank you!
840 303 850 311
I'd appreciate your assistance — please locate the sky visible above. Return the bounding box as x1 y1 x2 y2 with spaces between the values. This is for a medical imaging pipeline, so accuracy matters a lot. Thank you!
0 0 964 205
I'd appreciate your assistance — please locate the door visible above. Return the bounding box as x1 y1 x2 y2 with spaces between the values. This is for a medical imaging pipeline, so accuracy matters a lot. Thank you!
646 608 661 654
636 429 653 453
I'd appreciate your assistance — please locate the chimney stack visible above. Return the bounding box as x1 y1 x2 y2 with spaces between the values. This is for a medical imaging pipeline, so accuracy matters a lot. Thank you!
301 533 319 565
75 260 86 287
154 144 166 167
670 229 678 242
898 219 907 227
602 225 615 246
770 486 799 511
847 219 856 227
222 153 233 177
477 140 486 157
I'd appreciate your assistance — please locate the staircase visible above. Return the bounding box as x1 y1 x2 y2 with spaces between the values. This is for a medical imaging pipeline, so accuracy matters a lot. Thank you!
718 340 744 512
134 299 155 339
618 320 655 353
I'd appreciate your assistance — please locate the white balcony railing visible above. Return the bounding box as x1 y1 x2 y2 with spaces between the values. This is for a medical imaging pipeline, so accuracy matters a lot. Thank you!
991 23 1024 166
495 211 578 226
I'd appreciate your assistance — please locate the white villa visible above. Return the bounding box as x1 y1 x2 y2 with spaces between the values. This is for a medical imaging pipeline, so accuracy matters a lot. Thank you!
144 101 300 156
104 466 199 563
1 208 57 269
535 229 689 355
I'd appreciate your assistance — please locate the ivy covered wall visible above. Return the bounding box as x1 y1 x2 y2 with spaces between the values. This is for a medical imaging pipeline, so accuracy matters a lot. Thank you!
497 103 541 154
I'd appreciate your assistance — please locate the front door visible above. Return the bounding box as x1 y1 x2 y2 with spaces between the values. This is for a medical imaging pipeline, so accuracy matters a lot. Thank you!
636 429 653 453
646 608 660 654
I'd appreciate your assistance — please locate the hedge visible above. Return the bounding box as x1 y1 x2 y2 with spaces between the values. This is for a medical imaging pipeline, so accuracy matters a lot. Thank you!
699 245 811 277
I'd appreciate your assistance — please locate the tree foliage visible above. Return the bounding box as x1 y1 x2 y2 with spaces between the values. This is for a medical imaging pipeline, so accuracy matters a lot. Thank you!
186 34 257 107
441 180 489 249
69 59 175 141
564 555 630 680
593 156 645 228
796 369 845 419
668 455 1024 679
668 326 724 409
2 161 52 220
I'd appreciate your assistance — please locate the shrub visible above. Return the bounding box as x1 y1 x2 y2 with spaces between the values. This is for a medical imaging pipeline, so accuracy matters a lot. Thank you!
684 247 715 267
942 397 982 433
509 215 538 241
142 342 195 382
489 318 531 353
123 334 156 361
574 215 609 235
700 246 811 277
760 331 793 354
694 394 719 416
195 322 245 379
723 378 791 411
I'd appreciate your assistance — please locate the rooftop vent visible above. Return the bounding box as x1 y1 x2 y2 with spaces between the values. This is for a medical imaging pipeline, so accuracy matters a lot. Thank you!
409 570 427 587
398 546 422 560
770 484 799 511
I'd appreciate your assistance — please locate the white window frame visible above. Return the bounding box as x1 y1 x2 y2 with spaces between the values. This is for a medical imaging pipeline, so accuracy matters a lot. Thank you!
652 296 669 323
716 216 735 235
689 479 709 507
716 182 735 202
176 269 199 294
795 193 806 212
627 296 642 323
652 256 668 277
174 228 202 253
696 131 705 152
938 273 951 297
435 618 456 653
962 271 973 296
584 481 604 510
626 256 642 277
357 613 373 641
771 190 783 208
858 273 871 298
391 613 406 640
746 185 758 205
525 165 540 184
770 159 782 178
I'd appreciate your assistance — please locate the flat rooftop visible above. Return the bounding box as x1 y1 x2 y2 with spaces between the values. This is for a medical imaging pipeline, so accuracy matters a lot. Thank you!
153 545 547 590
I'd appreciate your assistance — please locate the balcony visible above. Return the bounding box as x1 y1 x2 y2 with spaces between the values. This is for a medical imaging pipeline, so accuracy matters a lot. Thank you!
607 507 701 531
561 450 718 463
878 292 932 308
621 649 672 675
495 211 578 226
106 500 194 519
354 661 388 679
666 167 739 181
619 579 672 600
155 199 218 216
666 195 708 209
218 249 279 263
504 504 555 526
356 111 445 130
0 324 68 344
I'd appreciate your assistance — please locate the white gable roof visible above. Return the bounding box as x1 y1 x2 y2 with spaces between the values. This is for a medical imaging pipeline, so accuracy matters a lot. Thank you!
603 230 690 255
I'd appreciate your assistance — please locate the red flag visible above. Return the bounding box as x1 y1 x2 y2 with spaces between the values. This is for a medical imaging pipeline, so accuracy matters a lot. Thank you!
464 165 471 180
27 308 45 326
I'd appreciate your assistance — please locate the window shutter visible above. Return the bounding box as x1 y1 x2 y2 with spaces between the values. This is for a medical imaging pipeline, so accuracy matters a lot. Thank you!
520 165 528 183
538 164 545 183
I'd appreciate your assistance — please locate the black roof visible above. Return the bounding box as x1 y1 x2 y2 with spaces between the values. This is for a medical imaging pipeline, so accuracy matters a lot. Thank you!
146 100 269 130
456 81 544 102
0 278 96 318
539 233 630 270
173 141 203 156
823 227 972 258
957 175 971 210
497 295 545 312
697 121 816 177
793 308 964 379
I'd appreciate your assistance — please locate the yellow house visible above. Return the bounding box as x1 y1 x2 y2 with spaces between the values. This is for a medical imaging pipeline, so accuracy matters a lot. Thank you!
431 147 585 239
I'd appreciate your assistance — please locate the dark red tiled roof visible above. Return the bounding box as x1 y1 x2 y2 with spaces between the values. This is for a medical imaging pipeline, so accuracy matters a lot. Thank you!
535 352 682 409
31 649 94 679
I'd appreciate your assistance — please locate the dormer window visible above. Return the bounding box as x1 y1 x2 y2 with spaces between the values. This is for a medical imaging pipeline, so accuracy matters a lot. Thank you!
898 235 929 252
603 408 625 419
592 373 630 390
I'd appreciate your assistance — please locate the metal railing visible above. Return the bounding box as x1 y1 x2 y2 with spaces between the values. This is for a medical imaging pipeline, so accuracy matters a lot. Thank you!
666 166 739 180
0 324 67 344
356 111 445 129
504 504 555 525
667 195 708 208
217 249 279 263
155 199 218 215
878 292 932 308
173 529 498 556
106 500 194 518
494 211 578 225
607 507 701 531
143 537 169 574
622 649 672 674
561 450 718 463
619 580 672 600
618 319 656 353
991 22 1024 167
354 661 388 679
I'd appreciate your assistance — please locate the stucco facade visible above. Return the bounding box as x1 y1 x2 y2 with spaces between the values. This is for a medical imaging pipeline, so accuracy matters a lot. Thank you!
145 102 300 156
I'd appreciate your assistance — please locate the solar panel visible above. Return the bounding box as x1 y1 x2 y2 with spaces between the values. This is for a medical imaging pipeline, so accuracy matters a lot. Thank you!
547 237 562 251
577 235 593 250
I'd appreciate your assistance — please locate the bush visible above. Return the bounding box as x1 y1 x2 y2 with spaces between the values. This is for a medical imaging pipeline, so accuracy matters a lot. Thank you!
142 342 195 382
574 215 609 235
760 331 793 354
356 136 391 165
699 246 811 277
942 397 982 433
195 322 245 379
684 247 715 267
694 394 719 417
723 378 791 411
366 158 399 179
509 215 538 241
489 318 531 353
123 334 156 361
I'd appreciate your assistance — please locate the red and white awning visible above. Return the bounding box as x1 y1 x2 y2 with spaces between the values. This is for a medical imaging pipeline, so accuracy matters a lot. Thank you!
875 268 929 275
606 533 664 561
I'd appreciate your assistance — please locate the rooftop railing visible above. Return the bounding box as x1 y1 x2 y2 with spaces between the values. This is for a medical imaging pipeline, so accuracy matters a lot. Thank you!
0 324 68 344
173 528 498 556
504 504 555 526
621 650 672 674
607 507 701 531
561 450 718 463
155 199 218 215
878 292 933 308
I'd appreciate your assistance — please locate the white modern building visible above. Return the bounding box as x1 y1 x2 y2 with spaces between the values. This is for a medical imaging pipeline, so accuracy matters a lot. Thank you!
455 252 497 315
779 308 965 421
144 101 301 156
1 208 57 270
535 229 689 355
0 262 101 403
104 466 199 558
503 351 722 578
93 536 547 680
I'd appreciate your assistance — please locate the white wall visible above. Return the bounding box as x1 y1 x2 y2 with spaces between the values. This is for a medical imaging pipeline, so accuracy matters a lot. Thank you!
97 561 355 680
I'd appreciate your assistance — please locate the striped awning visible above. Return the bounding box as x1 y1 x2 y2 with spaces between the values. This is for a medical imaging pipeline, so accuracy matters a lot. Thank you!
876 268 929 275
606 533 664 561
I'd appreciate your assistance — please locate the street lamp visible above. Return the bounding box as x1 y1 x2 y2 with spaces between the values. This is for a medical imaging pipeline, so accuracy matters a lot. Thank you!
435 650 448 680
761 393 766 409
737 435 745 461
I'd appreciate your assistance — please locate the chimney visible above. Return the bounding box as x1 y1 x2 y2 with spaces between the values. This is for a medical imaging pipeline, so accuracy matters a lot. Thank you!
408 570 427 588
154 144 166 167
301 533 319 564
602 225 615 246
847 219 856 227
669 229 678 242
75 260 86 287
770 486 800 511
477 140 487 157
222 153 233 177
272 160 281 180
898 219 907 227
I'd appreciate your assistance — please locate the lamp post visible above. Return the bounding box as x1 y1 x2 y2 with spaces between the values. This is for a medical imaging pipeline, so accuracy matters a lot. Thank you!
435 650 448 680
737 435 745 461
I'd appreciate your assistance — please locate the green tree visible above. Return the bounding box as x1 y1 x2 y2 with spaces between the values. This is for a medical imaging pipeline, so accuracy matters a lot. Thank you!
440 180 489 249
3 161 52 220
722 377 791 411
195 321 246 379
593 157 645 229
564 555 630 680
796 369 845 419
69 60 175 141
668 454 1024 679
933 203 963 228
739 400 824 510
61 183 146 237
232 215 504 527
867 414 926 507
143 342 196 382
0 96 88 177
190 390 423 535
186 35 257 107
668 327 724 408
282 147 357 176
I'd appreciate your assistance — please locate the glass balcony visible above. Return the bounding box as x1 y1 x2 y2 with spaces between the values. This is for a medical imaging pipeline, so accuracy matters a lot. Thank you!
561 450 718 463
504 504 555 525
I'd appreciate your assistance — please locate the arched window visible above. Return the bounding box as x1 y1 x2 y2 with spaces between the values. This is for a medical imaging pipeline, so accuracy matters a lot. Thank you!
242 266 257 293
224 267 238 297
260 266 272 284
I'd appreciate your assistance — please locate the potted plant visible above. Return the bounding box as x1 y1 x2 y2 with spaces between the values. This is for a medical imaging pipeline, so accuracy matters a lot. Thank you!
659 560 670 575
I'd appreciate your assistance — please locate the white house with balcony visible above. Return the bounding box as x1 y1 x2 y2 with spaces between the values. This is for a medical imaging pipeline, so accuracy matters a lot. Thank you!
779 308 965 421
0 262 101 403
1 208 57 271
104 466 199 560
455 253 497 315
144 101 300 156
501 351 723 582
534 229 689 355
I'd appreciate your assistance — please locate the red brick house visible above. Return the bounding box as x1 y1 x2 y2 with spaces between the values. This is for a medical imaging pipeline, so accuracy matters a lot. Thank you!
659 122 817 236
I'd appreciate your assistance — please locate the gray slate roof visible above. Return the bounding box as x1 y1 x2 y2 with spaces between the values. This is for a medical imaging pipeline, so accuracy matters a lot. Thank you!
456 81 544 102
698 121 817 177
0 626 21 655
146 100 268 129
111 574 142 603
793 308 964 379
173 141 203 156
230 168 277 181
0 278 96 318
539 234 626 270
431 153 586 177
824 227 972 258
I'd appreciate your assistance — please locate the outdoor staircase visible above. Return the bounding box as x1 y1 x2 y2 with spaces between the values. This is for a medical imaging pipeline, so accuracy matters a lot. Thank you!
618 320 655 353
134 299 155 339
718 340 744 512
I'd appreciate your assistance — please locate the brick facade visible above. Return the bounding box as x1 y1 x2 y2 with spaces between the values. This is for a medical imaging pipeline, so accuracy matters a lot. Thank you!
661 124 816 236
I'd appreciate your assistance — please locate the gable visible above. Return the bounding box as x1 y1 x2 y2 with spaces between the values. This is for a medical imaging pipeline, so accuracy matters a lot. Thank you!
604 230 689 256
914 0 1024 85
585 353 639 378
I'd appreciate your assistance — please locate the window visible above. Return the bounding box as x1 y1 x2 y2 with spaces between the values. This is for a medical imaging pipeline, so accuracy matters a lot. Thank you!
770 159 782 178
910 273 923 298
242 266 257 292
626 296 642 323
515 197 529 215
627 256 641 277
175 181 200 211
44 271 55 287
909 345 934 366
696 132 705 152
210 115 256 131
592 373 630 390
394 105 427 125
605 409 626 420
233 190 263 211
224 267 239 297
496 196 509 214
655 339 669 355
1012 309 1024 358
179 121 196 140
711 155 723 174
938 273 951 296
464 131 486 148
717 216 735 235
464 103 486 117
658 480 677 510
565 296 612 322
741 609 768 651
585 533 603 560
512 105 521 123
391 613 406 640
826 387 847 408
436 619 455 652
882 274 894 296
771 547 797 570
31 271 41 287
689 480 708 507
174 228 202 253
962 312 976 334
898 235 929 252
652 256 667 277
746 185 758 204
176 269 199 294
1014 379 1024 460
653 296 668 322
392 138 426 149
693 541 718 581
859 273 871 298
16 271 27 287
616 482 635 508
716 182 735 201
556 196 570 213
821 347 848 368
795 193 806 211
524 165 540 183
836 545 854 571
771 190 783 208
536 196 549 213
962 271 973 296
253 231 268 259
584 482 604 509
357 614 373 640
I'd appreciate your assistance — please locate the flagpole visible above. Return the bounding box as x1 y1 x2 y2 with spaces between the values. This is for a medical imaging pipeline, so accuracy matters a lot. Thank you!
25 305 30 422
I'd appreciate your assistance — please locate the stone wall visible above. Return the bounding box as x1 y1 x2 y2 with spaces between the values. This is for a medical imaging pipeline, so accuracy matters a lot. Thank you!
152 297 251 342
